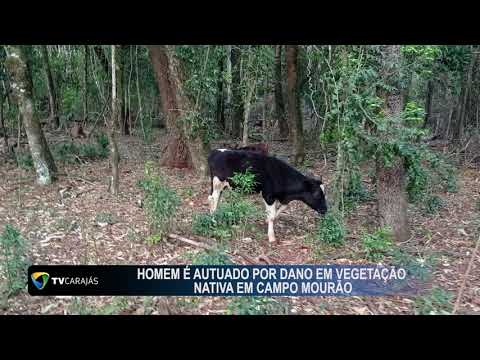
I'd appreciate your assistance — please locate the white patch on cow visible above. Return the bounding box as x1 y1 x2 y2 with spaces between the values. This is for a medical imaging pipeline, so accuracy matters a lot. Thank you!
264 200 277 243
320 184 325 193
217 149 229 152
209 176 229 214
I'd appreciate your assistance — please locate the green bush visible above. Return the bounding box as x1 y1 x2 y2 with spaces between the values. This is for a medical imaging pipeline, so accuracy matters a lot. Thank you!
344 170 372 210
188 245 233 265
52 133 109 164
230 167 258 195
16 150 34 170
226 297 289 315
138 162 180 244
362 227 394 262
390 248 436 282
0 225 28 296
414 287 454 315
405 150 457 207
192 193 260 241
406 160 430 203
95 132 109 152
192 169 261 241
191 213 218 237
314 212 346 247
403 101 426 127
422 194 445 215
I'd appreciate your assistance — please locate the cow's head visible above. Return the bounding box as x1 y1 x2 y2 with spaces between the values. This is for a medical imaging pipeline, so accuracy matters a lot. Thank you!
303 177 327 215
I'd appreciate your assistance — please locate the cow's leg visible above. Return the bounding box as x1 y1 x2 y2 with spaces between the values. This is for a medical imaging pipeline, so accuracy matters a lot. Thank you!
209 176 229 214
263 199 277 243
274 202 288 220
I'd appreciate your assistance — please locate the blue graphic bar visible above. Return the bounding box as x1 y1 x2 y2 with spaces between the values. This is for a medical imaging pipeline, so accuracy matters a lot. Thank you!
28 265 425 296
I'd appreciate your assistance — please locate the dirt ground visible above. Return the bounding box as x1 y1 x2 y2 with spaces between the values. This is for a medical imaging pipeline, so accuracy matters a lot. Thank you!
0 129 479 315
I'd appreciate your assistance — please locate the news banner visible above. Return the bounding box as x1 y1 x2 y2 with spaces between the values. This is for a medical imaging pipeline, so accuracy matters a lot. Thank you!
28 265 425 296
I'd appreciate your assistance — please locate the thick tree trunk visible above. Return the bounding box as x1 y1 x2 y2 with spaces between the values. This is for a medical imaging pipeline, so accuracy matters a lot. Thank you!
109 46 120 195
285 45 305 165
216 56 225 130
147 45 210 175
231 46 244 139
275 45 288 138
376 45 409 243
5 46 57 185
40 46 59 129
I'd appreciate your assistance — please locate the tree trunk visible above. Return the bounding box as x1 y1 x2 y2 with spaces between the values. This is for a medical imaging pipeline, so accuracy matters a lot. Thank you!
216 56 225 130
285 45 305 165
5 46 57 185
83 45 89 123
93 46 110 75
118 45 128 135
376 45 409 243
453 48 477 142
0 90 9 154
147 45 210 175
109 45 120 195
242 77 256 146
231 46 244 139
224 45 232 132
423 79 434 129
274 45 288 138
40 46 59 129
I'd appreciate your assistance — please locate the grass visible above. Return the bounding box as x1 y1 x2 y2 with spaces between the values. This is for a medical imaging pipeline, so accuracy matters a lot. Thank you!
0 225 29 298
226 297 290 315
414 287 454 315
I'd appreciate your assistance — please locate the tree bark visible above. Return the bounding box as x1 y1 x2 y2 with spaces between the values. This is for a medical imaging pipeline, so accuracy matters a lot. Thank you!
83 45 89 123
109 45 120 195
376 45 409 243
453 48 477 142
147 45 210 175
0 89 9 154
423 79 434 129
242 76 256 146
118 45 128 135
285 45 305 165
40 46 59 128
274 45 288 138
5 46 57 185
93 46 110 75
224 45 232 132
231 45 244 139
215 56 225 130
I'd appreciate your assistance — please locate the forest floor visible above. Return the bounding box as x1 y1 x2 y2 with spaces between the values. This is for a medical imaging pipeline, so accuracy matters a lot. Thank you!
0 128 479 315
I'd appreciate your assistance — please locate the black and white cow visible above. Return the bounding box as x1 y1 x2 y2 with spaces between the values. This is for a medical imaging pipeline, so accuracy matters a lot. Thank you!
207 149 327 243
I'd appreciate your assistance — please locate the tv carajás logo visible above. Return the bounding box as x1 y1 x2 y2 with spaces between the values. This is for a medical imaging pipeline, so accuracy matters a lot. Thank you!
31 271 99 289
31 272 50 290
